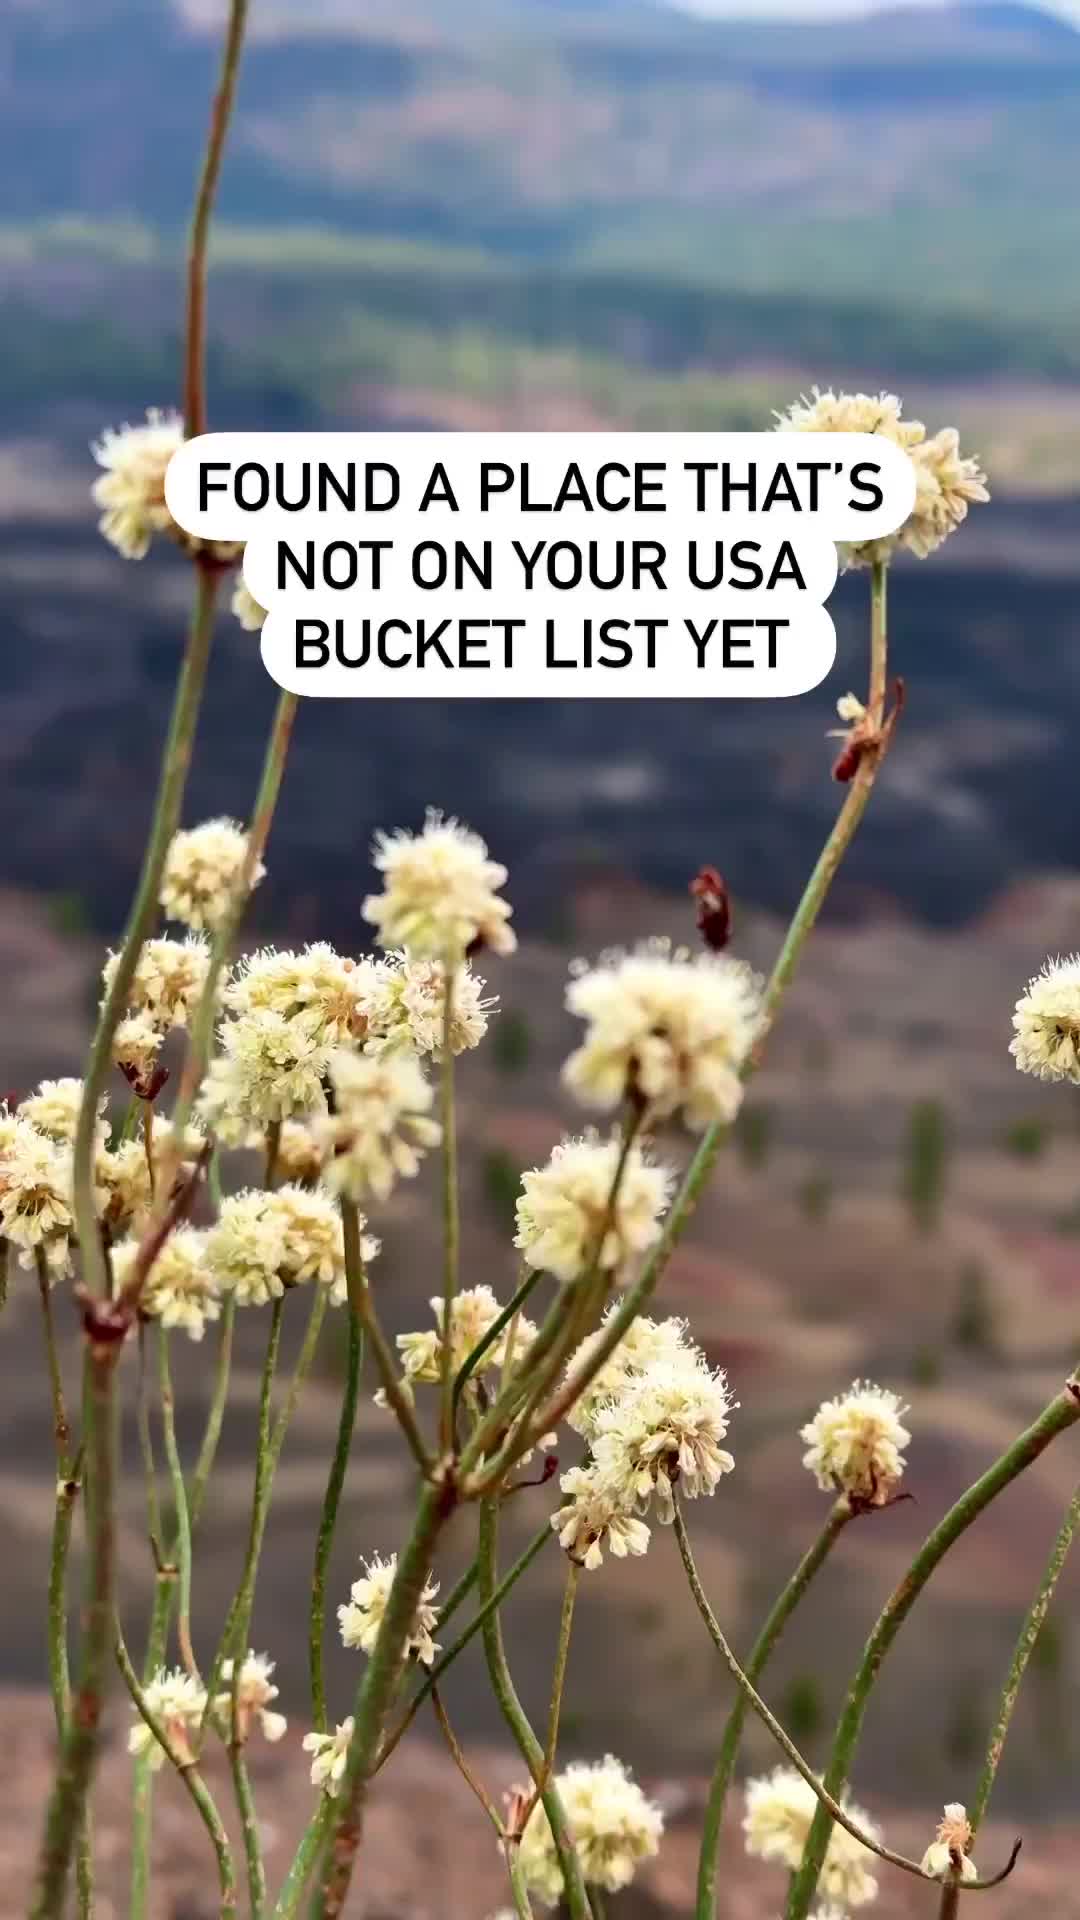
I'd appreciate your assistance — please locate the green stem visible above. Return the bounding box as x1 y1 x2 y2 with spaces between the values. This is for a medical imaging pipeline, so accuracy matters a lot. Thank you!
30 1346 119 1920
36 1252 71 1468
542 1562 579 1788
189 1292 237 1533
376 1521 551 1773
695 1500 851 1919
72 565 219 1301
452 1268 541 1434
201 1299 285 1741
476 1500 592 1920
439 963 461 1452
271 1797 334 1920
970 1477 1080 1834
785 1383 1080 1920
506 1845 536 1920
341 1199 432 1475
130 1574 174 1920
158 1325 196 1676
184 0 250 437
310 1309 363 1731
46 1465 81 1737
311 1478 454 1917
673 1503 933 1887
229 1739 267 1919
116 1624 237 1918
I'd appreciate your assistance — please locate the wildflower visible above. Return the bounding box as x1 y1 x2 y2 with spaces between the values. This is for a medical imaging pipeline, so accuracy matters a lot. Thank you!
95 1139 152 1237
518 1755 663 1905
515 1133 672 1284
268 1119 327 1186
274 1183 378 1303
0 1125 73 1272
198 1007 332 1144
338 1552 440 1666
363 810 515 959
775 387 987 569
394 1285 535 1397
358 952 495 1056
161 818 264 933
232 576 266 632
564 1310 690 1442
92 409 185 560
113 1227 219 1339
113 1013 166 1097
743 1767 880 1908
921 1804 977 1884
590 1346 736 1522
303 1718 354 1792
226 944 365 1049
551 1462 651 1571
205 1189 289 1306
17 1079 90 1144
563 941 762 1129
1010 955 1080 1083
316 1049 440 1203
128 1668 208 1770
801 1381 910 1507
690 865 732 953
213 1652 287 1745
103 935 211 1032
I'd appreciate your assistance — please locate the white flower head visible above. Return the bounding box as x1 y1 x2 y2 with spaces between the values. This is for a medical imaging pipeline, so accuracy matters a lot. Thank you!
205 1189 289 1307
303 1718 354 1792
393 1285 535 1399
515 1132 672 1284
95 1138 152 1237
92 409 242 564
564 1310 690 1442
198 1007 331 1144
113 1012 165 1095
551 1462 651 1572
775 387 987 570
518 1755 663 1905
801 1381 910 1507
357 952 495 1056
103 935 211 1034
363 810 515 959
214 1651 287 1746
590 1345 736 1522
317 1049 440 1203
743 1767 880 1908
0 1124 73 1272
226 944 365 1049
113 1226 219 1340
1010 955 1080 1084
17 1079 91 1144
921 1804 977 1884
564 941 762 1129
161 818 264 933
128 1667 208 1770
338 1551 440 1667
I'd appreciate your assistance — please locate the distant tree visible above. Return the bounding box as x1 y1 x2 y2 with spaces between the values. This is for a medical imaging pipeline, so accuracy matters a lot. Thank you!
903 1098 949 1234
782 1673 825 1746
1003 1116 1049 1160
493 1008 532 1076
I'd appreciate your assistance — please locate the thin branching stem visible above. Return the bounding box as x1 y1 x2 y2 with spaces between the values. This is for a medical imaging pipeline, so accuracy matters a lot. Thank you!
439 962 461 1451
36 1252 71 1467
229 1738 267 1920
271 1797 334 1920
310 1308 363 1730
476 1499 592 1920
189 1292 237 1533
970 1476 1080 1834
116 1624 237 1917
695 1499 852 1918
542 1562 578 1790
158 1324 197 1676
784 1384 1080 1919
376 1520 551 1773
341 1198 432 1475
453 1268 541 1435
184 0 251 437
431 1684 503 1830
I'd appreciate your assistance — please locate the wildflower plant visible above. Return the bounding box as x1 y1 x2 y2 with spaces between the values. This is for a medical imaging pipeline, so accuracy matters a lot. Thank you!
15 9 1080 1920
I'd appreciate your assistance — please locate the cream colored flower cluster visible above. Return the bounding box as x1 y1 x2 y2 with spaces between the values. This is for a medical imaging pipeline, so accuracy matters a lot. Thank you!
363 810 516 959
204 1183 378 1308
552 1316 735 1568
337 1551 440 1666
517 1755 663 1906
103 934 211 1095
743 1767 880 1908
386 1284 536 1406
92 410 241 565
514 1132 673 1284
920 1803 977 1884
775 388 989 570
1010 954 1080 1084
160 817 264 933
800 1381 910 1508
563 940 762 1129
129 1653 285 1769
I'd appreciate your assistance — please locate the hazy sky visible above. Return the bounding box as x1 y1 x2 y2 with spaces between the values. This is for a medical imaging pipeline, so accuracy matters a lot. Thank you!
677 0 1079 20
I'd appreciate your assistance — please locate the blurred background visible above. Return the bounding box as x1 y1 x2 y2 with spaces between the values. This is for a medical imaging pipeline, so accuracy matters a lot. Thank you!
4 3 1080 1913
